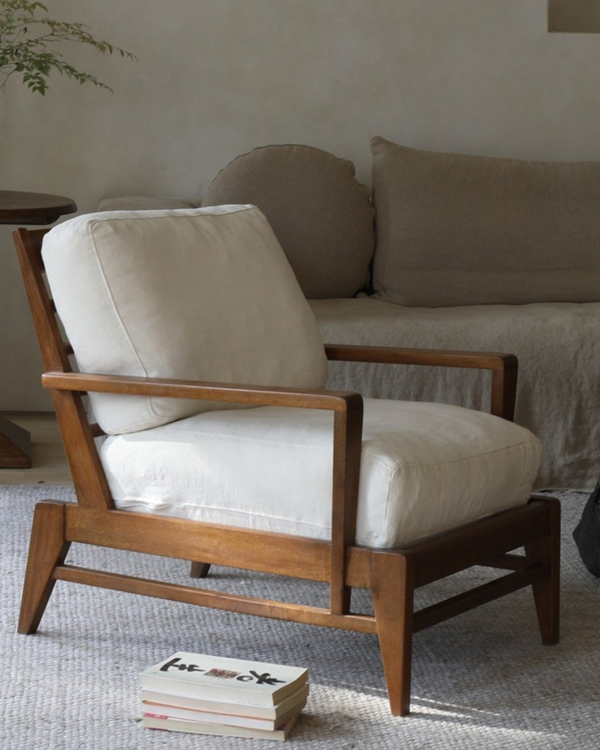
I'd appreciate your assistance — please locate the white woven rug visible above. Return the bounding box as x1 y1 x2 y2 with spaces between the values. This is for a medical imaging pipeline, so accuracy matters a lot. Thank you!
1 485 599 749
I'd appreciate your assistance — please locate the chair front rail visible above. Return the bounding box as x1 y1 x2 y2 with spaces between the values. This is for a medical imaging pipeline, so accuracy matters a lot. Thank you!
51 502 554 636
43 370 365 616
325 343 518 421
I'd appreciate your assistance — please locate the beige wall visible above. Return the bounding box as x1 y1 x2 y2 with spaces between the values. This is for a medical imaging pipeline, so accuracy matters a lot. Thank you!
2 0 600 410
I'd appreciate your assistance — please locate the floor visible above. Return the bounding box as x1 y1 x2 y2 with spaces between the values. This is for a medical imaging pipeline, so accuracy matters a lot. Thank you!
0 412 69 485
2 484 596 750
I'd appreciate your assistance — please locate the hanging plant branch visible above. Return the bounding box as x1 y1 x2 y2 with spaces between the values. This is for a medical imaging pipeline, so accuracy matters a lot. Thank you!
0 1 136 95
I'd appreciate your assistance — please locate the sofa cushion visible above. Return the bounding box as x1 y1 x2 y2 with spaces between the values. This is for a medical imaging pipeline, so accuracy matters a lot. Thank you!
371 136 600 306
100 397 541 548
202 144 375 299
310 297 600 490
97 196 197 212
42 206 328 435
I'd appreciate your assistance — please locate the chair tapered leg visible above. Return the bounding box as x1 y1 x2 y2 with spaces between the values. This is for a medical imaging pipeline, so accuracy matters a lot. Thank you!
371 551 415 716
526 497 560 645
190 562 211 579
18 501 70 635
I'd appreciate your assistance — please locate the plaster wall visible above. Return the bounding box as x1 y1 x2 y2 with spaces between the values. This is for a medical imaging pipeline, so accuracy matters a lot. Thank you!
1 0 599 409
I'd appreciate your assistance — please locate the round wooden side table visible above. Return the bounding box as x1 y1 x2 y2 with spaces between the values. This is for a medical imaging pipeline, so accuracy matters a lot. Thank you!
0 190 77 469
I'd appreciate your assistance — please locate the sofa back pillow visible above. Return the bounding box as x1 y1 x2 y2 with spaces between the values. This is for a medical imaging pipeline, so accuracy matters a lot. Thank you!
202 144 375 299
42 206 329 435
371 136 600 306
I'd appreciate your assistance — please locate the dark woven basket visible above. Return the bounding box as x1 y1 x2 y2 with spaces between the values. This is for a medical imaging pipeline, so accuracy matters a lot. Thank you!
573 477 600 577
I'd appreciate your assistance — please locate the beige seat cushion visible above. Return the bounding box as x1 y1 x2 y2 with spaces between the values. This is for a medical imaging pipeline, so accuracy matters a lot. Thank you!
100 397 541 548
310 296 600 490
42 206 328 435
371 136 600 307
202 144 375 299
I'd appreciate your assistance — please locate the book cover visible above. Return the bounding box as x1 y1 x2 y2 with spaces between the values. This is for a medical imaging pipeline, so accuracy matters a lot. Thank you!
140 683 309 721
142 711 301 741
141 698 306 731
140 652 308 707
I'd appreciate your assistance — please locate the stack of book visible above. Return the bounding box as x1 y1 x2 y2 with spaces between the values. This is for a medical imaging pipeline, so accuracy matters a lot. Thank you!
140 652 309 741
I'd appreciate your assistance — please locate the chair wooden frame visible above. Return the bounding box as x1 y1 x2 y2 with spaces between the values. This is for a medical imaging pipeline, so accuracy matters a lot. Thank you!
13 227 560 716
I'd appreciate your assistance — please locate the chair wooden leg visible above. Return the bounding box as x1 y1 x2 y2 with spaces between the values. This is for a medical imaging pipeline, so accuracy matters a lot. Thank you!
526 498 560 645
190 562 211 579
18 501 70 635
371 551 415 716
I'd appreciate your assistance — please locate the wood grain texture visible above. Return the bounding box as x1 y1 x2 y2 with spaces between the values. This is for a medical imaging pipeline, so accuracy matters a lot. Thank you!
0 190 76 226
53 565 378 635
372 552 414 717
18 502 70 634
0 413 69 485
64 504 373 586
325 343 518 370
189 562 211 579
526 496 561 645
0 415 32 468
413 564 548 633
42 371 358 412
325 344 519 421
404 500 551 588
330 398 363 614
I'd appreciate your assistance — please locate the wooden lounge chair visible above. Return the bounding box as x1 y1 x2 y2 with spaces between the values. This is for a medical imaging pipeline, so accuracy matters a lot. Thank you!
13 206 559 715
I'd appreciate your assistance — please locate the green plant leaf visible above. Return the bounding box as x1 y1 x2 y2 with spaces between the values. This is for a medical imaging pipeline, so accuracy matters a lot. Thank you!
0 0 135 94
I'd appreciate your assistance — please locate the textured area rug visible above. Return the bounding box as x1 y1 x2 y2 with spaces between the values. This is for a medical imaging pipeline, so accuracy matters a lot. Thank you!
1 485 599 749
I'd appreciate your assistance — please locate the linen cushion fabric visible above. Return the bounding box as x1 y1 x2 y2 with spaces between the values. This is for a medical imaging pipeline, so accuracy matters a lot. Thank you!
100 397 542 548
42 206 329 435
97 196 197 212
371 136 600 307
310 297 600 490
201 144 375 299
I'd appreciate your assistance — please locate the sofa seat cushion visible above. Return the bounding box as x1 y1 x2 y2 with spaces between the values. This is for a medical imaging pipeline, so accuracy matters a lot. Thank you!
42 206 328 435
310 297 600 490
100 397 541 549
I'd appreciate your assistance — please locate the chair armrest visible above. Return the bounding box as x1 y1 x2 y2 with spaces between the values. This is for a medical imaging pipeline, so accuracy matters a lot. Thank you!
325 343 518 422
42 371 362 413
43 369 363 614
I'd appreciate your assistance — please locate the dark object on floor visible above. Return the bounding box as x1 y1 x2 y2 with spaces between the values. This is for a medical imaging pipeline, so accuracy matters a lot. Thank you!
573 478 600 577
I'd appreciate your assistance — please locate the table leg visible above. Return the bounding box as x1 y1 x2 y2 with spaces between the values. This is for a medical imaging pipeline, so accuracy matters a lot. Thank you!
0 415 32 468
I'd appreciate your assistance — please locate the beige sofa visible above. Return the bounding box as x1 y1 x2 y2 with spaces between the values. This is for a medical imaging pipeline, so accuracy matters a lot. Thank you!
99 139 600 490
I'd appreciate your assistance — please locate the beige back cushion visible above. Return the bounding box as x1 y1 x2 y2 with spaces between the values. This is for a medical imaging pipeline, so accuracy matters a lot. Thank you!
202 144 375 299
371 136 600 307
97 196 197 212
42 206 329 435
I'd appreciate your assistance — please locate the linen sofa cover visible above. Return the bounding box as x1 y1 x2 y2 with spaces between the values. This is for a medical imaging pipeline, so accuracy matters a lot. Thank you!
371 136 600 307
311 297 600 490
42 206 328 435
101 397 541 548
201 144 375 299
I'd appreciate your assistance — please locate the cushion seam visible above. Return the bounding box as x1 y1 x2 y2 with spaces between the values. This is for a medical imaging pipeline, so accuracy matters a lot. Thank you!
85 206 255 229
384 437 540 470
88 223 156 416
120 429 538 469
